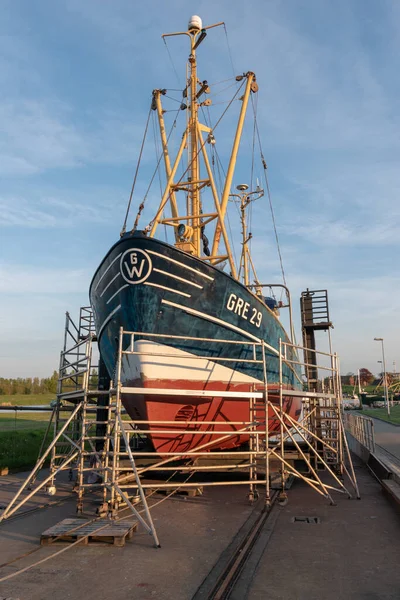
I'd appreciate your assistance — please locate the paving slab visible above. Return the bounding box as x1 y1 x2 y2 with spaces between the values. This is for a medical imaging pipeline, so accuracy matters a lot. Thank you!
1 460 400 600
0 480 255 600
247 461 400 600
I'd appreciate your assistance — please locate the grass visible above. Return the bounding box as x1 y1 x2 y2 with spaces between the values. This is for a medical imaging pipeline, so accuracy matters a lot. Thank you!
0 393 55 406
362 405 400 425
0 429 53 470
0 406 129 470
0 412 51 432
0 409 71 470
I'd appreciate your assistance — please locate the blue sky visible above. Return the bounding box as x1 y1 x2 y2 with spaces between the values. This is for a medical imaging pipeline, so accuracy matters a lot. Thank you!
1 0 399 378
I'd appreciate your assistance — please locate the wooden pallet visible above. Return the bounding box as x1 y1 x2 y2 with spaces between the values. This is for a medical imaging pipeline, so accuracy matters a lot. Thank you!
41 518 138 547
144 483 204 498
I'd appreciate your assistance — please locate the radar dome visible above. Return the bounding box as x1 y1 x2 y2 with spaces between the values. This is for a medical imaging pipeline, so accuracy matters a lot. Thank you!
188 15 202 31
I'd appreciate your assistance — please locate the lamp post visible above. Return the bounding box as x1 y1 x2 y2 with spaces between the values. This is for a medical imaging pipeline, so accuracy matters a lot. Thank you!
374 338 390 417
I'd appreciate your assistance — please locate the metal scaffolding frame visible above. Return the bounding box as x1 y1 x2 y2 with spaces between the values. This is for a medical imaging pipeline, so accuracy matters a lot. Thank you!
0 311 359 543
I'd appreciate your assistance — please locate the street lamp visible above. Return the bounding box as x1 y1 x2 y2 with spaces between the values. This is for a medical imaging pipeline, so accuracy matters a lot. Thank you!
374 338 390 417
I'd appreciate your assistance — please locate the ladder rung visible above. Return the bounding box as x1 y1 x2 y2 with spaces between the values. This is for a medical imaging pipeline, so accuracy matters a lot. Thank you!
52 454 76 459
54 442 77 446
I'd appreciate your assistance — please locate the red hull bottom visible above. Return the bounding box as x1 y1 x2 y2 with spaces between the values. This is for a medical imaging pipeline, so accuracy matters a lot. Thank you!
122 379 302 455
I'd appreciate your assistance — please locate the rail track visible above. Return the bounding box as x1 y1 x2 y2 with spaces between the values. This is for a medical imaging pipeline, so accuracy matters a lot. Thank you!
192 490 283 600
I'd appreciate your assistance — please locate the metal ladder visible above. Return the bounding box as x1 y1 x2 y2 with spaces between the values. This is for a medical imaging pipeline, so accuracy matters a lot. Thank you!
49 309 96 483
0 311 160 547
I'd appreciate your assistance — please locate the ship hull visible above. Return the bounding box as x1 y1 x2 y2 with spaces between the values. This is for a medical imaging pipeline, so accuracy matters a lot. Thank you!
90 231 302 454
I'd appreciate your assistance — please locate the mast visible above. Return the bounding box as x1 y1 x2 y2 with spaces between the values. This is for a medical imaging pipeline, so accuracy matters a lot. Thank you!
232 184 264 287
148 16 258 281
211 73 257 260
188 36 200 255
152 89 179 242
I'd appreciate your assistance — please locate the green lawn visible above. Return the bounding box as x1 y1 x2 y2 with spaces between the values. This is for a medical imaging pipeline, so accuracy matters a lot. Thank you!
0 406 129 470
0 393 55 406
0 410 72 470
0 429 53 470
0 412 52 432
362 405 400 425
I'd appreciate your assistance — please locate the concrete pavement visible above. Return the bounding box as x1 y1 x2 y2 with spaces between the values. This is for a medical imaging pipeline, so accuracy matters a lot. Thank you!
247 460 400 600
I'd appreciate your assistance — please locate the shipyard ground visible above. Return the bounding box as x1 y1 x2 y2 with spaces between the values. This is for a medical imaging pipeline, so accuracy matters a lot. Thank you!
0 456 399 600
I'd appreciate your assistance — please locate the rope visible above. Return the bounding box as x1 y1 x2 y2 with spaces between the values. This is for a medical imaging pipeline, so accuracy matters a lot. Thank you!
0 470 196 584
120 105 152 236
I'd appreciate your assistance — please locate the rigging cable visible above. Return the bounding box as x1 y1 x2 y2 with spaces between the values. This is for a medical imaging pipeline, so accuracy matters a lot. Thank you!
146 80 245 232
223 22 254 167
207 80 239 98
223 23 238 83
163 37 181 85
212 145 239 271
200 103 238 270
151 112 169 244
248 92 258 263
131 104 182 232
251 95 288 288
212 78 245 130
120 105 152 236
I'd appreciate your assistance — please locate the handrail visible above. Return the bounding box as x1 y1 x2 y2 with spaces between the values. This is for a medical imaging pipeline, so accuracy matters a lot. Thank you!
117 330 339 390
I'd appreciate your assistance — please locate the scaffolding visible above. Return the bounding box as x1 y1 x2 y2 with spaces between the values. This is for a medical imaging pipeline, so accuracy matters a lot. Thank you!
0 305 359 544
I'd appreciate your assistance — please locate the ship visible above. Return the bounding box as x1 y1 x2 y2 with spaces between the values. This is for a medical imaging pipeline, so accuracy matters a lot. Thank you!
89 16 303 454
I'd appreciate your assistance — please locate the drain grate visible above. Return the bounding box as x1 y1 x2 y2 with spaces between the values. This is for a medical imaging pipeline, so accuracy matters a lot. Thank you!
291 516 320 524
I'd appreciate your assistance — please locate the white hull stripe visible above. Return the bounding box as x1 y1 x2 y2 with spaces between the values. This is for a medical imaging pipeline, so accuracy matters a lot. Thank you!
95 252 122 291
100 272 121 297
144 281 191 298
106 284 129 304
153 267 203 289
98 304 121 338
147 249 214 281
123 340 260 384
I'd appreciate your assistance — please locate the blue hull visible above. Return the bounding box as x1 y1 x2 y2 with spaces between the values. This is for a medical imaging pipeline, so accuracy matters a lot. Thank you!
89 231 301 388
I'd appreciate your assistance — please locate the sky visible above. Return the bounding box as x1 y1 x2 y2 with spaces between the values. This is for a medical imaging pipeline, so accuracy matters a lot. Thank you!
1 0 399 378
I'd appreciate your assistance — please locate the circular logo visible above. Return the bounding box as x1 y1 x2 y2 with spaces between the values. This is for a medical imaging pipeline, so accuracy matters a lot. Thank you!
120 248 152 285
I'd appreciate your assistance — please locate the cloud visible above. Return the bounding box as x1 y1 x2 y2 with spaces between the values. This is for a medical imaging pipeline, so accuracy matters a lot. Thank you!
0 182 130 229
0 99 145 177
0 198 58 228
0 100 88 176
1 0 400 379
0 263 90 294
283 217 400 247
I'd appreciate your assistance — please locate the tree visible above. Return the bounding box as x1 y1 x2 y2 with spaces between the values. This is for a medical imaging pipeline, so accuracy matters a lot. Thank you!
359 368 374 386
0 371 59 395
89 369 98 389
